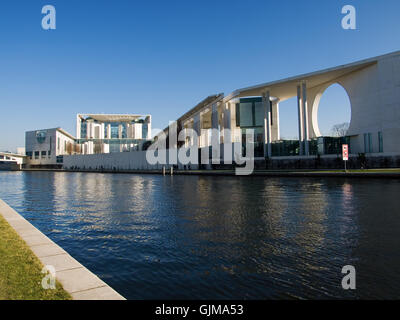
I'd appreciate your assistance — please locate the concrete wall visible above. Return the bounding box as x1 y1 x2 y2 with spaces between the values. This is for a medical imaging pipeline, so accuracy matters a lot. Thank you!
308 52 400 155
63 143 250 171
64 149 200 171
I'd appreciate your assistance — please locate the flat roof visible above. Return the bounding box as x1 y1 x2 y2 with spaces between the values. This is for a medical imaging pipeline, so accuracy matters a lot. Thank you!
78 114 150 122
26 127 76 140
0 152 26 158
224 50 400 102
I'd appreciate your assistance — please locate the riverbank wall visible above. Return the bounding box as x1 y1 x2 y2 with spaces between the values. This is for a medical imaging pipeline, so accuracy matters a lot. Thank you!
60 149 400 172
0 199 126 300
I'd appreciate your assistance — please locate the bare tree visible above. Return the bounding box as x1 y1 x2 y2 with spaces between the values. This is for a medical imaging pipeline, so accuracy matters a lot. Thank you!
331 122 349 137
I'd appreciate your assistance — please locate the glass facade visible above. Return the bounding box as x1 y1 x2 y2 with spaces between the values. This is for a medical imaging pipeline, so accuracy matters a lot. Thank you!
80 123 87 139
236 97 269 157
78 115 151 154
111 123 119 138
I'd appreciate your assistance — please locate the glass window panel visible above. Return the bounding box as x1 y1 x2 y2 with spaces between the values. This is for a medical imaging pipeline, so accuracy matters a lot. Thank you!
111 124 119 138
239 103 253 127
254 102 264 126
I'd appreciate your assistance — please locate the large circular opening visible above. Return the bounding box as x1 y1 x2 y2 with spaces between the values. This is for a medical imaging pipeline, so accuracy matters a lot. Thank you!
317 84 351 137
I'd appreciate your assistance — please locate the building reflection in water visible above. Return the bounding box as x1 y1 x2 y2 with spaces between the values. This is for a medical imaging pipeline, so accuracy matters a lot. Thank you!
1 171 399 299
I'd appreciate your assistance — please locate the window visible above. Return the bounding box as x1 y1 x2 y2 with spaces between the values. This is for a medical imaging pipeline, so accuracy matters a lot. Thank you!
80 122 87 139
41 151 46 158
26 151 32 159
364 133 373 153
48 150 51 158
368 133 373 153
378 132 383 153
34 151 40 159
111 124 119 138
142 124 148 139
254 102 264 127
121 124 127 138
236 98 271 128
238 103 253 127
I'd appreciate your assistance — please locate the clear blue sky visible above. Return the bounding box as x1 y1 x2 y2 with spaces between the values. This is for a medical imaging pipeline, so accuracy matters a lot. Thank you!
1 0 399 151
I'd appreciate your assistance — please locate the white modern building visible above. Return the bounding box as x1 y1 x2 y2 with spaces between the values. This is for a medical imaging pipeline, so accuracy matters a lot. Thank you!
49 51 400 171
160 50 400 161
76 114 152 154
25 128 76 168
0 152 26 170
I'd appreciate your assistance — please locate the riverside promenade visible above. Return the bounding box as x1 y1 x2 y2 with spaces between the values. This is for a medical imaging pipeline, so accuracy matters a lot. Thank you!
0 199 125 300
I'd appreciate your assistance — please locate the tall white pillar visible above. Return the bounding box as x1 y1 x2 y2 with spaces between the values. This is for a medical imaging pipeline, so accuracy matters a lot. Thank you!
302 81 309 155
272 100 280 141
107 124 111 139
297 85 304 155
126 123 131 138
262 91 272 157
100 123 105 140
118 124 122 139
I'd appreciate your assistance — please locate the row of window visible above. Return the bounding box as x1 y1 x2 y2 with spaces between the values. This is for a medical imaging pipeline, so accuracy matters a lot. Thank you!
235 98 273 128
80 122 149 139
26 150 52 160
363 132 383 153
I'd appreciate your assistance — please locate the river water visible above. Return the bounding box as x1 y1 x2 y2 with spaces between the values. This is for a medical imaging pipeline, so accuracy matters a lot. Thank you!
0 171 399 299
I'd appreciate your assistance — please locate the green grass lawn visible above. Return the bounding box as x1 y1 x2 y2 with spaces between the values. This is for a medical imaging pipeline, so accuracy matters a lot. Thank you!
0 215 71 300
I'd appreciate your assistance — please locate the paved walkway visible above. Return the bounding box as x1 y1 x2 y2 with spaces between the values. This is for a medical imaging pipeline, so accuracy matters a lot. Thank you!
0 199 125 300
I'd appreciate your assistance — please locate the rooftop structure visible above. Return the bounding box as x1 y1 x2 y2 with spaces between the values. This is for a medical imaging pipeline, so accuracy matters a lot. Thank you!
76 114 152 154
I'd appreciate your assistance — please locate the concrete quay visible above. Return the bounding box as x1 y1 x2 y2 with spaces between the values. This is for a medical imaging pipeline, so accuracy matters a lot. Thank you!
0 199 125 300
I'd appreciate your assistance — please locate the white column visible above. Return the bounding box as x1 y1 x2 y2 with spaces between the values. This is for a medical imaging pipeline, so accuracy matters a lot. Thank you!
100 123 105 139
297 85 304 155
107 124 111 139
302 81 309 155
262 91 272 157
126 123 131 138
118 124 122 139
272 100 280 141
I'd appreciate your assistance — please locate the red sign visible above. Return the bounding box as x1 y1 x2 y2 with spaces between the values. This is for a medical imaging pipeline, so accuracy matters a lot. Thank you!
342 144 349 161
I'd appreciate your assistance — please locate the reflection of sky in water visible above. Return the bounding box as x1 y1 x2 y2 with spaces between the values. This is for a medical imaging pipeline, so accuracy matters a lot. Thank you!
0 172 400 299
